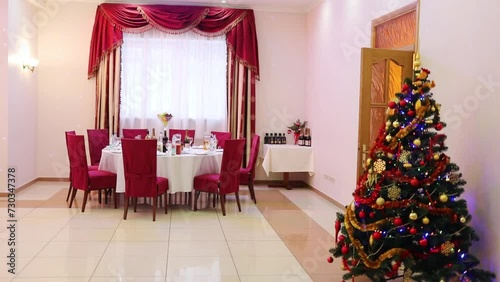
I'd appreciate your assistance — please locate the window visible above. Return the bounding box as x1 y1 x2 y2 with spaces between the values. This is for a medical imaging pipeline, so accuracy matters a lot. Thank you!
120 29 228 139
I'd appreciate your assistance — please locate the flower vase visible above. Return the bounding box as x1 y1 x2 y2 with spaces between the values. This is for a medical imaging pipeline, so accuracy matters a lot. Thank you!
294 132 300 145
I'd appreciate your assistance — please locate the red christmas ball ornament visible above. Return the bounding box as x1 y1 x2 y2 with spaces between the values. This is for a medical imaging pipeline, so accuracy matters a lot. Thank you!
402 84 409 92
399 100 407 107
395 170 402 177
410 227 417 235
394 217 403 226
419 238 428 247
327 257 334 263
410 178 420 187
338 235 345 242
369 211 376 218
341 245 349 254
372 231 382 240
430 247 440 254
351 259 358 266
419 160 426 166
392 262 400 271
452 214 458 222
408 110 415 116
435 123 443 131
358 211 366 219
388 101 397 109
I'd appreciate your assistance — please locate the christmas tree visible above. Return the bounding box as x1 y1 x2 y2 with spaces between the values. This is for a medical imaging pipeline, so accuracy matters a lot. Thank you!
328 66 496 282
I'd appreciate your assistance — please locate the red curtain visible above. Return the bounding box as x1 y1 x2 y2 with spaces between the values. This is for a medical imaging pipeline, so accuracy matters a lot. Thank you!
88 3 259 79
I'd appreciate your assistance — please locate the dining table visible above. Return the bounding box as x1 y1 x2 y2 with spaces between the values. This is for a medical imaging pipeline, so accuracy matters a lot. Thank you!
99 146 223 207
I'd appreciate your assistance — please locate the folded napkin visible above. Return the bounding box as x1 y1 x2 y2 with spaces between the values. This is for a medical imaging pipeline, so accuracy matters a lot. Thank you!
192 145 203 149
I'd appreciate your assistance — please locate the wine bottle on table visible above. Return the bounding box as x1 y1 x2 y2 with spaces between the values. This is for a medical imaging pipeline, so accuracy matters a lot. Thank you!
145 129 151 139
151 128 156 139
157 132 163 152
162 130 169 152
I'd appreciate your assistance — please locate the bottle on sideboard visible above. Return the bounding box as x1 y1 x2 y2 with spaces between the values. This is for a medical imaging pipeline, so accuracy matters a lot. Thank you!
305 128 312 147
298 128 304 146
264 133 269 144
277 133 282 144
281 133 286 144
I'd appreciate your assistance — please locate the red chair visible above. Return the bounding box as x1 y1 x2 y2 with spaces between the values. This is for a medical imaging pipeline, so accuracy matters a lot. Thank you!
67 135 117 212
239 135 260 204
65 131 98 202
121 139 169 221
193 139 245 216
211 131 232 149
169 129 195 143
87 129 109 166
122 129 148 139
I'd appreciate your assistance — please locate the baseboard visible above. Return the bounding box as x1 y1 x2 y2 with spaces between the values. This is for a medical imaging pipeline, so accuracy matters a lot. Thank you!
305 183 347 211
0 177 69 197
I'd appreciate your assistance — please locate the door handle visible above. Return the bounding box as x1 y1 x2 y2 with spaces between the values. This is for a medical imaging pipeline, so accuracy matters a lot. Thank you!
361 144 368 168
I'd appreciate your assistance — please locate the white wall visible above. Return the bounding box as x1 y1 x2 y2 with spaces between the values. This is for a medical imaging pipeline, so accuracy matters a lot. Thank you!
0 1 8 192
35 3 308 181
254 10 307 180
305 0 414 204
418 0 500 274
37 2 96 178
7 0 39 188
306 0 499 275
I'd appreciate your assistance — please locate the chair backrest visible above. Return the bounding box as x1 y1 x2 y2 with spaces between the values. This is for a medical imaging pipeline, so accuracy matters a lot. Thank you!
121 139 158 197
66 134 90 190
211 131 232 149
122 129 148 139
65 131 77 178
169 129 195 143
87 129 109 166
246 134 261 177
219 139 245 194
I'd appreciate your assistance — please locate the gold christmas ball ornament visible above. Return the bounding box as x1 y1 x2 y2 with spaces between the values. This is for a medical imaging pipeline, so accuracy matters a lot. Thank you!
403 163 413 168
439 194 449 203
433 153 440 160
422 217 430 225
386 135 392 142
460 216 467 223
368 168 373 174
387 153 394 159
409 212 418 220
376 197 386 206
413 139 421 147
431 106 436 112
366 158 372 166
386 121 392 127
392 121 400 128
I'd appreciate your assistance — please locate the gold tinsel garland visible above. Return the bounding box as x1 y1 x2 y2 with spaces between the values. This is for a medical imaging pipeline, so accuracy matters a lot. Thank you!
388 102 431 150
345 207 409 268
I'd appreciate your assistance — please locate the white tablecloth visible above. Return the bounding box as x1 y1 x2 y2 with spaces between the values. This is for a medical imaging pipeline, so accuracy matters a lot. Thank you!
99 149 223 194
261 144 315 176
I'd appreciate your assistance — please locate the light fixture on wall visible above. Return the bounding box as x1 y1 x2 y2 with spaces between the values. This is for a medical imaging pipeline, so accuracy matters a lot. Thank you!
22 57 39 72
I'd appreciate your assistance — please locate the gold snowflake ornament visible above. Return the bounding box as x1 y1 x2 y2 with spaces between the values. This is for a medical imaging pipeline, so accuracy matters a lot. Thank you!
441 241 455 256
373 159 386 174
403 268 413 281
399 150 411 164
448 172 460 184
388 185 401 201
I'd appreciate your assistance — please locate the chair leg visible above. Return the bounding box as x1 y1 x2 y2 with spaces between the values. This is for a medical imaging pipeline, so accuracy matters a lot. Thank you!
220 193 226 216
113 189 117 209
134 198 138 213
104 189 108 205
152 196 157 222
123 196 129 220
98 190 102 204
66 183 72 202
194 191 201 211
82 190 89 213
69 188 78 208
235 192 242 212
248 174 257 204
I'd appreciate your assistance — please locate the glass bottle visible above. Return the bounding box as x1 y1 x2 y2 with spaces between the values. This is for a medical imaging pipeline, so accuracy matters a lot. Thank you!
264 133 269 144
281 133 286 144
145 129 151 139
151 128 156 139
162 130 169 152
277 133 282 144
298 129 304 146
305 128 312 147
157 132 163 152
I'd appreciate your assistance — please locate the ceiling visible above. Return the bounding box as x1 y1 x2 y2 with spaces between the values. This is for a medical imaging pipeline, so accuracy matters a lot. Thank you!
69 0 322 13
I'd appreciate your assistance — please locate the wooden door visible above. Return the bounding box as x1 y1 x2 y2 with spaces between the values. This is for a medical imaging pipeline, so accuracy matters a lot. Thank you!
357 48 414 178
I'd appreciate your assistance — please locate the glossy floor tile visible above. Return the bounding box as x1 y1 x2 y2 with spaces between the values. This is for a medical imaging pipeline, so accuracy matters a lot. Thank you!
0 181 355 282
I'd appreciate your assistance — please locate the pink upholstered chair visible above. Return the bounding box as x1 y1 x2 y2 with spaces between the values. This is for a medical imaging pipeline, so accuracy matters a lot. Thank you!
169 129 195 143
121 139 169 221
67 135 117 212
239 135 260 204
122 128 148 139
211 131 232 149
193 139 245 216
87 129 109 166
65 131 98 202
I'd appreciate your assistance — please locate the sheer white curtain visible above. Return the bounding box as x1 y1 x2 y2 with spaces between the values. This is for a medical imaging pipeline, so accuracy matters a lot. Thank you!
120 29 227 141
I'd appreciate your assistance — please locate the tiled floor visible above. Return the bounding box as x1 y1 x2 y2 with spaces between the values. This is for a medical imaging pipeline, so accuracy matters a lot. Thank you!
0 181 367 282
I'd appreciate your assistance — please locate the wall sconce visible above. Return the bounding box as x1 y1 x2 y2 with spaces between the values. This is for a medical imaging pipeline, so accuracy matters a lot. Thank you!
22 57 39 72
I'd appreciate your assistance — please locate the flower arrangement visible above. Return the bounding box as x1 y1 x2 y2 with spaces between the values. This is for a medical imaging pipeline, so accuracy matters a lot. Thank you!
287 119 307 134
157 112 173 127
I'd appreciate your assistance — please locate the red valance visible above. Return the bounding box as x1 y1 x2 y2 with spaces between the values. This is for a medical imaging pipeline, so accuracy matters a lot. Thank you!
88 3 260 79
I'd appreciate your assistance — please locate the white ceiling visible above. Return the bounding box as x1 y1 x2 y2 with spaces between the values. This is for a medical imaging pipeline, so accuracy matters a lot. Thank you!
67 0 321 13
